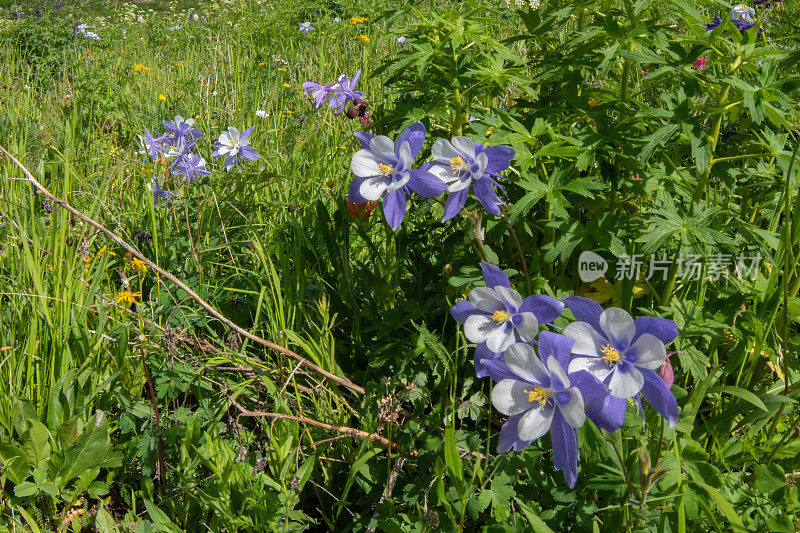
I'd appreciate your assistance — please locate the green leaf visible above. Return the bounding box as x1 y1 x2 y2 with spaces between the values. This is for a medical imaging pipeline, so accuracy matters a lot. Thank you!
691 481 747 532
95 506 120 533
444 425 463 483
143 500 182 533
709 385 768 412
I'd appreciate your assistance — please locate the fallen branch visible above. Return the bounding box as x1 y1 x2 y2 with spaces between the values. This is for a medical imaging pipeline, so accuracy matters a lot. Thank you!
227 395 409 452
0 143 364 395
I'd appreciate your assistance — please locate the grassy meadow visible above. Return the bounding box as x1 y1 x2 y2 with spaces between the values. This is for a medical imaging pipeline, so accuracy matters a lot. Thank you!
0 0 800 531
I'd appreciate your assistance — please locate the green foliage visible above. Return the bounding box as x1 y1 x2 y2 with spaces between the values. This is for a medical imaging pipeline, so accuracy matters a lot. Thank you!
0 0 798 531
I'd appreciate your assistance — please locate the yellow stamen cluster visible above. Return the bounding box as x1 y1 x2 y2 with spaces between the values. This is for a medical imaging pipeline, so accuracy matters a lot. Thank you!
601 344 621 366
449 156 469 173
525 386 552 409
491 310 510 324
378 163 394 177
131 258 148 273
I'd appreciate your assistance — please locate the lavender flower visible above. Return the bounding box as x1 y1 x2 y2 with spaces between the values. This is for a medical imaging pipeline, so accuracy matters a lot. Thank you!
212 126 260 171
427 137 515 221
346 122 445 230
138 127 169 161
561 296 679 429
450 262 564 359
397 36 407 47
162 115 204 147
328 70 364 115
302 79 342 109
148 176 175 207
299 21 313 32
706 14 764 37
172 153 210 183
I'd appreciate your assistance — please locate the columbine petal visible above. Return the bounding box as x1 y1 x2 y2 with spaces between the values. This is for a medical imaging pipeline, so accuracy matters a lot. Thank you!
451 136 476 157
347 177 369 203
640 369 679 428
555 387 585 428
478 346 519 382
562 296 604 331
632 317 679 345
546 355 571 390
562 322 606 356
482 145 515 174
568 356 613 382
503 343 549 385
464 314 495 344
608 365 644 398
473 177 502 214
549 412 578 488
538 331 574 370
449 300 478 324
382 189 406 230
468 287 505 313
492 379 535 416
512 311 538 342
442 187 468 222
395 121 426 158
485 325 516 353
480 262 510 289
599 308 636 349
517 404 554 441
368 135 396 161
494 286 522 310
351 150 383 178
431 138 462 163
625 333 667 370
406 169 446 198
359 176 390 201
518 295 565 324
497 412 533 453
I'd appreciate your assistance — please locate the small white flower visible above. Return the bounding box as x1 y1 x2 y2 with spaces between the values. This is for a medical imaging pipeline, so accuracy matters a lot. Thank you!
256 110 269 118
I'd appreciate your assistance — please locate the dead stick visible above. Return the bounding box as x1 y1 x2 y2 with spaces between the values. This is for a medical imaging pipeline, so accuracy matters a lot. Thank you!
0 143 364 395
228 395 411 452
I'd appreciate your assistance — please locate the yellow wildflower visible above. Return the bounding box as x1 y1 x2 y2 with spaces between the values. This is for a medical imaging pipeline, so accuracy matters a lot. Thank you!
133 63 150 72
357 34 370 42
159 94 167 101
350 16 367 24
485 127 495 137
283 83 292 88
115 290 141 305
259 62 264 66
131 257 148 273
588 97 598 107
277 68 287 72
97 246 116 258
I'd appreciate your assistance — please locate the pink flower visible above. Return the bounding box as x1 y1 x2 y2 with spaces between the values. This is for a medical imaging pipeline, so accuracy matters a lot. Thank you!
656 354 674 388
692 56 707 71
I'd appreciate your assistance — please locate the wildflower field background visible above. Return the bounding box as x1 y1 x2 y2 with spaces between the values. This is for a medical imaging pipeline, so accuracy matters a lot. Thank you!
1 0 800 530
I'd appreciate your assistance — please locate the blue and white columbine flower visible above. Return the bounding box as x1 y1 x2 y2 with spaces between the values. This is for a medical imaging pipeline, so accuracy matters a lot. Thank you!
562 296 679 428
299 21 313 32
730 3 756 23
212 126 260 171
148 176 175 207
347 122 445 230
397 36 407 47
172 152 210 183
492 335 586 487
162 115 204 147
450 262 564 356
328 70 364 115
427 137 515 221
138 127 169 162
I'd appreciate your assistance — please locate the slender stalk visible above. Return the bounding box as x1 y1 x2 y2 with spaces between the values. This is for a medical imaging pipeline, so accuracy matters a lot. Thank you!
500 210 531 294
